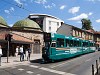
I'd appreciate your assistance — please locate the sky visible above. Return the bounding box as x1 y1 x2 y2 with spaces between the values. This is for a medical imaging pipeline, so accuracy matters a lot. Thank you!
0 0 100 31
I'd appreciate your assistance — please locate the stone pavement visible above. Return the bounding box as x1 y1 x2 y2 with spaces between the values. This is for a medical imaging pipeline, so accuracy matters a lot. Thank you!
0 54 42 68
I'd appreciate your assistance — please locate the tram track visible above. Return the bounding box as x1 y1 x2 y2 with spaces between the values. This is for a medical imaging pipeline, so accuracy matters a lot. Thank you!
49 51 100 73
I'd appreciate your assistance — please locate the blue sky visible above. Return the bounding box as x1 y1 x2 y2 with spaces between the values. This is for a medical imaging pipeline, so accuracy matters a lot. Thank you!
0 0 100 31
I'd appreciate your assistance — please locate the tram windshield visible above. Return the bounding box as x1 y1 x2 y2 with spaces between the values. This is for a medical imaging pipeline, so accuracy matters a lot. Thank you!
51 42 56 47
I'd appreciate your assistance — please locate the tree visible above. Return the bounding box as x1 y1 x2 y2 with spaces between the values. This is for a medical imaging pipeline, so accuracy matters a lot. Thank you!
81 18 93 30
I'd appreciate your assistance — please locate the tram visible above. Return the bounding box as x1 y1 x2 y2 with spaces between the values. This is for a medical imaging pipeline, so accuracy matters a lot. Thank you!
42 33 95 62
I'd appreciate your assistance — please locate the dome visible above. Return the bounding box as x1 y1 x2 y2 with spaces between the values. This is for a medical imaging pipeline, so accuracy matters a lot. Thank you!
0 16 8 27
13 19 41 29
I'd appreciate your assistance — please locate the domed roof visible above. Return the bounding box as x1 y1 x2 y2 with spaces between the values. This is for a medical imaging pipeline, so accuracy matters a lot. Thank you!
13 19 40 29
0 16 8 27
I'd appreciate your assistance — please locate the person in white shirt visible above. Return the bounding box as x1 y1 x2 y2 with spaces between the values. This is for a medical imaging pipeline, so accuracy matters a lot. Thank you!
0 45 2 66
19 45 24 62
15 46 19 57
25 49 28 61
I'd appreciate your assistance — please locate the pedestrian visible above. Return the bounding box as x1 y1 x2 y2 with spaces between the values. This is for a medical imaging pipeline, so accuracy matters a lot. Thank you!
0 45 2 66
27 47 31 61
25 49 28 61
19 45 24 62
15 46 19 57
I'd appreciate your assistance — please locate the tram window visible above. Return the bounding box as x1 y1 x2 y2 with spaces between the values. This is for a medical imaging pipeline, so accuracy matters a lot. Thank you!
87 42 89 47
73 41 76 47
51 43 56 47
83 42 85 47
79 41 81 46
90 43 93 47
76 41 79 47
83 42 88 47
70 40 74 47
65 39 70 47
57 38 64 47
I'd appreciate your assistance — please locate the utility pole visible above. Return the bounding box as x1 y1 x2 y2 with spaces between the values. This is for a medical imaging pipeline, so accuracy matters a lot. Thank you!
7 40 9 63
5 34 12 63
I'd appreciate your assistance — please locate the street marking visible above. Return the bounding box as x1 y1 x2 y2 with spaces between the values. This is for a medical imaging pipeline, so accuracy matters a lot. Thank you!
18 68 24 71
37 74 41 75
39 67 76 75
28 64 76 75
50 61 70 68
29 65 39 68
26 71 34 74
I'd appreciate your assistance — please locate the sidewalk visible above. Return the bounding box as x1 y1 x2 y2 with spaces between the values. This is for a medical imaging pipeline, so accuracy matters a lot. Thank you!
0 54 42 68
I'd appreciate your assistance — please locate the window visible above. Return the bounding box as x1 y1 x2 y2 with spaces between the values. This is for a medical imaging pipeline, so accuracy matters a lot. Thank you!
49 21 51 25
51 42 56 47
65 39 70 47
57 38 64 47
49 26 51 31
69 40 74 47
73 41 77 47
83 42 88 47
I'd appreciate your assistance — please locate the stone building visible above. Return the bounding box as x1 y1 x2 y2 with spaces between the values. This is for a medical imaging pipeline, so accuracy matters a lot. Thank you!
0 17 43 56
94 31 100 49
57 23 94 41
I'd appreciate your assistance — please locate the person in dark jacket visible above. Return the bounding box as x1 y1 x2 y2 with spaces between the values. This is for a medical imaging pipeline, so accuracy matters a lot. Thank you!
27 47 31 61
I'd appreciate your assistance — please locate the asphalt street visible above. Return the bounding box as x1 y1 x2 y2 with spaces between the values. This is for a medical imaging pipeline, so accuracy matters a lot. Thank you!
0 51 100 75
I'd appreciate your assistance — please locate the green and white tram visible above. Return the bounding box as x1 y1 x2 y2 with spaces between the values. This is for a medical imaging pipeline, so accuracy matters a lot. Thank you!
42 33 95 62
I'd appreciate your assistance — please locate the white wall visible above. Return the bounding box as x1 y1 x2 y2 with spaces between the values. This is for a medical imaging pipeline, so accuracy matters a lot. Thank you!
43 17 63 33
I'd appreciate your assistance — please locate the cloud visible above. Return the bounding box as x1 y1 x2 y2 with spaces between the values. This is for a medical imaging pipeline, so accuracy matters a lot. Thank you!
77 21 82 23
14 0 23 5
10 7 15 12
4 10 10 14
88 12 93 15
44 3 56 9
96 19 100 23
4 7 15 14
52 3 56 7
60 5 66 10
69 6 80 14
44 5 52 9
9 24 13 27
34 0 47 4
68 13 91 21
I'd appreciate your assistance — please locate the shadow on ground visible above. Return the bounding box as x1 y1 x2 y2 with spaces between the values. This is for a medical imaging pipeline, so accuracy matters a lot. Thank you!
30 59 43 63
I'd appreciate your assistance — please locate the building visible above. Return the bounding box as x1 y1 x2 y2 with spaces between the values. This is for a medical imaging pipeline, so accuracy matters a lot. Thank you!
28 14 64 33
94 31 100 49
0 17 43 56
57 23 94 41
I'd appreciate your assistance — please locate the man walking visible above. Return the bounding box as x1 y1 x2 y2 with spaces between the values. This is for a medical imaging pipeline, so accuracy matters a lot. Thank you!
19 45 24 62
0 45 2 66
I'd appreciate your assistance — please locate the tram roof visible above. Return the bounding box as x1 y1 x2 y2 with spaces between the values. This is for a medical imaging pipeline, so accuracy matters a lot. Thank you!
51 33 81 41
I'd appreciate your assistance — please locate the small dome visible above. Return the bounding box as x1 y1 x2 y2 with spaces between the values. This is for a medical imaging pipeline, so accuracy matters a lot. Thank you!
13 19 40 29
0 16 8 27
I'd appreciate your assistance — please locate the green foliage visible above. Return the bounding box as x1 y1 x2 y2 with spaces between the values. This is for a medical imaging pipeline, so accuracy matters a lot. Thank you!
81 18 93 30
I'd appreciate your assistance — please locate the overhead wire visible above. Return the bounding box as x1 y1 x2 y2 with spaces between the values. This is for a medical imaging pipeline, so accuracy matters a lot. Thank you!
2 0 34 13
